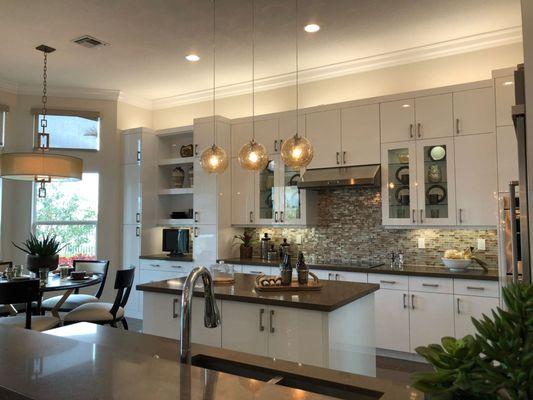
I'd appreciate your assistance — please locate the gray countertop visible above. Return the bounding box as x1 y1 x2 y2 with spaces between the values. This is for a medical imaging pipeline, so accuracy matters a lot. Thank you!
220 258 500 281
140 253 194 262
15 323 422 400
137 272 379 312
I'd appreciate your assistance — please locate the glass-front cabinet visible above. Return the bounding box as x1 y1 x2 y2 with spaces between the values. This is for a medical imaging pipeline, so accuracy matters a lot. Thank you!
255 159 278 225
381 138 456 226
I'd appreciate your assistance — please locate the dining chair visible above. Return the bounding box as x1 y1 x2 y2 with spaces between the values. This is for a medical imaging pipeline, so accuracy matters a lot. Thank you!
63 268 134 330
0 261 18 316
41 259 110 313
0 279 60 331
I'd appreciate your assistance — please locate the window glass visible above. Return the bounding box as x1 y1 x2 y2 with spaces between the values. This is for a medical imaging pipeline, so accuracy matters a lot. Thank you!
36 114 100 150
0 111 5 146
34 173 99 265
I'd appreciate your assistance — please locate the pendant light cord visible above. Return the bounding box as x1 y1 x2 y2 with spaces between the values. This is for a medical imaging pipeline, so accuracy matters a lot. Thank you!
251 0 255 142
295 0 299 138
212 0 216 147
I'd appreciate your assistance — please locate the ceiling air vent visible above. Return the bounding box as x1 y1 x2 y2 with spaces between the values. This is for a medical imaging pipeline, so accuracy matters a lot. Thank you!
72 35 108 49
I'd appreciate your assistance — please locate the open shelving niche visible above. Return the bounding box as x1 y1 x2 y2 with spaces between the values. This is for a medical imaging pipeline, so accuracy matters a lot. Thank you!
156 126 195 228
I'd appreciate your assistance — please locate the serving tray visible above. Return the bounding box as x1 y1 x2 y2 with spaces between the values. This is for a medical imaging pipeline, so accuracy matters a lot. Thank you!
254 272 322 292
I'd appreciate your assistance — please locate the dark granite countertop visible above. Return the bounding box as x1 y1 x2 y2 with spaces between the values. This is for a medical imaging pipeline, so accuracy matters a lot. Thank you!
31 323 420 400
137 272 379 312
140 253 194 262
220 258 500 281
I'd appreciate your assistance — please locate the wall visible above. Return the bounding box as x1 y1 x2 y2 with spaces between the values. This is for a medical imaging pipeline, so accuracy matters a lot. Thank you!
247 187 498 268
117 102 153 130
153 42 524 129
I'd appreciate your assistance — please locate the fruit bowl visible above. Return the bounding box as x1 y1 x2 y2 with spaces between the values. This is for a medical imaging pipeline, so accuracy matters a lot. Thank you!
441 258 472 271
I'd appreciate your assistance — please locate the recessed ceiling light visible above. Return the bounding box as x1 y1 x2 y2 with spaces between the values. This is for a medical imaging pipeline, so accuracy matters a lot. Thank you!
185 54 200 62
304 24 320 33
402 104 411 108
503 81 514 86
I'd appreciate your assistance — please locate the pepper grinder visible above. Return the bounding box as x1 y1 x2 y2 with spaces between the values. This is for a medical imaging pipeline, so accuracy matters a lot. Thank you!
260 233 271 260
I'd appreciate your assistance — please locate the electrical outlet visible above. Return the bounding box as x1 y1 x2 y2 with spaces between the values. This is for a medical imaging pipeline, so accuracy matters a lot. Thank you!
418 237 425 249
477 238 486 251
295 234 303 245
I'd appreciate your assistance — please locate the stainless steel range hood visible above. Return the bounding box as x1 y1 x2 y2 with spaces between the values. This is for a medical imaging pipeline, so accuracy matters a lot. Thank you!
297 164 381 189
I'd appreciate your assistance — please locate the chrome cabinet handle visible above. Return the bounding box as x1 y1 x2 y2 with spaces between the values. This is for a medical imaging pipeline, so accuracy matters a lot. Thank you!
409 123 414 139
336 152 340 165
420 209 424 223
411 294 415 310
171 265 182 269
280 211 284 223
279 139 283 149
274 211 279 223
194 211 199 223
335 273 340 280
194 227 199 238
250 271 263 274
328 273 332 280
194 144 199 155
136 150 141 162
403 293 407 308
417 122 421 138
422 283 439 287
259 308 265 331
342 151 346 164
172 298 179 318
380 280 396 284
136 212 141 223
458 208 463 224
249 211 254 223
456 298 461 314
150 264 161 268
412 209 416 223
455 118 460 134
466 286 485 291
274 140 278 152
509 181 519 283
269 310 275 333
136 226 140 237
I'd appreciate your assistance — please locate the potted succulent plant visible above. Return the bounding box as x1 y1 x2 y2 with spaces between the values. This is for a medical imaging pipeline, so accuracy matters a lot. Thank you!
412 283 532 400
13 233 66 275
234 231 256 259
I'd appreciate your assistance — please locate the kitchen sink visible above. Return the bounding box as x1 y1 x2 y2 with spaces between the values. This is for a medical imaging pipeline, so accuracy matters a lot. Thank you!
190 355 384 399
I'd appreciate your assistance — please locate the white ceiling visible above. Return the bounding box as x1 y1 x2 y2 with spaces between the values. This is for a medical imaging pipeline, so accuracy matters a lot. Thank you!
0 0 522 102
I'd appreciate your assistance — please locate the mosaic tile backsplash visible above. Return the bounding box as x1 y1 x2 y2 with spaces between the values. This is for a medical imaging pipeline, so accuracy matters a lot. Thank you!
247 187 498 268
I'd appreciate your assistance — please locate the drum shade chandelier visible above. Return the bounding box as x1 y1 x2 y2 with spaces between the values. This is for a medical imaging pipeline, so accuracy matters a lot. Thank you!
200 0 229 174
0 45 83 197
238 0 268 171
280 0 314 168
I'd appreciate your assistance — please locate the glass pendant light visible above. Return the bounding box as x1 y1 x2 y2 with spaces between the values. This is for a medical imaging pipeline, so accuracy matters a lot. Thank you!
0 45 82 197
281 0 314 168
200 0 228 174
238 0 268 171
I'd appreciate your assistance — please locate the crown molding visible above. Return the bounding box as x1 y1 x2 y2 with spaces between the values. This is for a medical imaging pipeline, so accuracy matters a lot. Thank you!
117 91 153 109
16 84 121 102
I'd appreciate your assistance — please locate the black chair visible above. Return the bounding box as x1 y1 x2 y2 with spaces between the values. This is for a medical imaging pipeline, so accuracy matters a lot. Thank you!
0 262 19 316
63 268 134 330
0 279 60 331
41 260 110 313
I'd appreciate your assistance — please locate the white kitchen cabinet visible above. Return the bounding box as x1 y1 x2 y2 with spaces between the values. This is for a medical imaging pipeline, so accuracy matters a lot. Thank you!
306 109 341 169
221 301 269 357
497 125 519 192
123 132 141 165
123 225 141 318
340 104 380 166
231 122 252 158
329 271 367 283
380 99 415 143
495 76 515 127
278 113 306 145
123 164 141 225
409 291 454 351
231 158 255 225
254 119 278 155
414 94 453 140
374 289 410 352
193 157 217 225
193 224 217 267
455 133 498 226
454 295 499 338
453 87 495 136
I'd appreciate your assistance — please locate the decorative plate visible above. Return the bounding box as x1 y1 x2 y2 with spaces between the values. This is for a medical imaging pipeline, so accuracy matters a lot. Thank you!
429 146 446 161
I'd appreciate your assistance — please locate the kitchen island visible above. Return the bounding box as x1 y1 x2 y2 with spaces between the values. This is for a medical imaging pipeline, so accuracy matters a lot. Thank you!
137 273 379 377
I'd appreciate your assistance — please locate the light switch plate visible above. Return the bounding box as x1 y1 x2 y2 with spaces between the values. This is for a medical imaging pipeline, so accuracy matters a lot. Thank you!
418 237 425 249
477 238 486 251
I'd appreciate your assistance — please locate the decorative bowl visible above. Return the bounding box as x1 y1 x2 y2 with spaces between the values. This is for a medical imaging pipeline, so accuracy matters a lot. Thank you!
441 258 472 271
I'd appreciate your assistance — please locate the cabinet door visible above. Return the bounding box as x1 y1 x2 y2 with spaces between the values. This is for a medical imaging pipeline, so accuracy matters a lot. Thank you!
231 158 255 225
193 224 217 267
193 158 217 225
331 271 367 283
255 159 278 225
123 225 141 317
139 269 185 317
279 162 305 225
278 113 306 149
409 292 454 352
268 306 325 367
221 301 269 356
142 292 180 339
231 122 252 158
306 109 341 169
455 133 498 226
123 133 141 164
380 99 415 143
416 138 456 225
453 87 495 136
454 295 499 338
341 104 380 166
497 125 519 192
194 121 217 158
374 289 410 352
254 119 278 155
381 142 418 225
495 76 515 127
123 164 141 225
191 298 222 347
414 94 453 139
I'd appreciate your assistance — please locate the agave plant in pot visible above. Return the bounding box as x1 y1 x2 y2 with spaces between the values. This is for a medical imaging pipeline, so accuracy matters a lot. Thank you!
234 231 256 259
13 233 66 276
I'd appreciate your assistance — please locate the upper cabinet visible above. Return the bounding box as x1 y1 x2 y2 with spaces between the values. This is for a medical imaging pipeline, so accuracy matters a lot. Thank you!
341 104 380 166
231 119 279 157
414 94 453 140
495 76 515 127
306 109 342 169
453 87 495 136
380 99 415 143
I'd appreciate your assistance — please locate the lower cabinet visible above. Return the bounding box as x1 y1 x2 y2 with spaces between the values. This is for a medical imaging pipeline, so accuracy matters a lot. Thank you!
374 289 410 352
454 295 499 338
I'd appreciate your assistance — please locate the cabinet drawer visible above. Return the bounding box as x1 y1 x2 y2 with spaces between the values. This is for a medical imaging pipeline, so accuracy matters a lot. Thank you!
409 277 452 294
368 274 408 290
329 271 367 283
140 259 194 273
454 279 499 298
